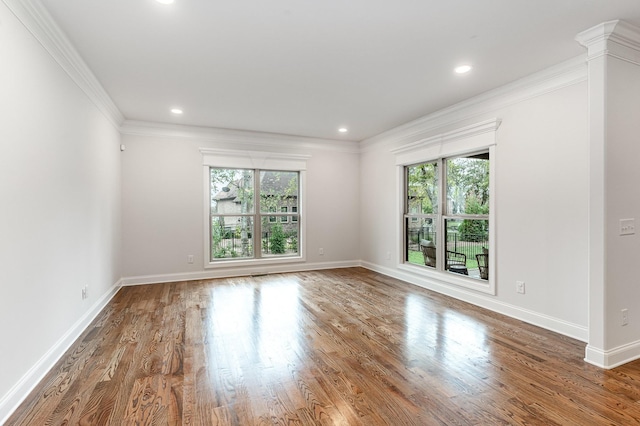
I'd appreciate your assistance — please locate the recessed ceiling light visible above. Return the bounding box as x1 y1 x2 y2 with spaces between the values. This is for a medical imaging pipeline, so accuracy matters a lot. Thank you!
171 108 183 114
156 0 175 4
338 127 348 133
454 65 472 74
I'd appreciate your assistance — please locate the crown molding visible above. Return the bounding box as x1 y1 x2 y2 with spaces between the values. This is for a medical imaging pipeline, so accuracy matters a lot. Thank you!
2 0 125 128
576 20 640 66
120 120 361 154
360 55 587 152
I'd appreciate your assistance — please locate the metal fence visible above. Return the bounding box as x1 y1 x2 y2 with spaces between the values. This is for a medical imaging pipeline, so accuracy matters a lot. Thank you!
212 231 298 258
407 229 488 258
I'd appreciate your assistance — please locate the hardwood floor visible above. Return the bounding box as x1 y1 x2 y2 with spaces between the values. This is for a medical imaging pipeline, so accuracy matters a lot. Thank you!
7 268 640 425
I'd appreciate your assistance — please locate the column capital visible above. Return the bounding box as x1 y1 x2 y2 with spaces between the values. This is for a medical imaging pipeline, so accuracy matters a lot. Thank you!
576 20 640 65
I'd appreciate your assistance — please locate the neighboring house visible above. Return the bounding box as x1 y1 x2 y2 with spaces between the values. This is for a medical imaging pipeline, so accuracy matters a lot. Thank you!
212 180 248 230
213 171 298 232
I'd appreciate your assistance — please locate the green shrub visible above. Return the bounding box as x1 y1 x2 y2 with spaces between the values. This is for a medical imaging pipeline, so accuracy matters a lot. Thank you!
289 235 298 252
459 195 488 241
270 223 286 254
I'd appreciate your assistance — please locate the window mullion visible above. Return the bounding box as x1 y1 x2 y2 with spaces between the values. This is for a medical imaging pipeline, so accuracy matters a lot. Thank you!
254 170 262 259
437 158 445 271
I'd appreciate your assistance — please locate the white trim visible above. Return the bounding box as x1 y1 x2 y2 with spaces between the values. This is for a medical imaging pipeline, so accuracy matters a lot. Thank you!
0 279 122 425
200 148 310 171
2 0 124 129
205 254 306 269
392 119 500 166
394 120 499 295
576 20 640 59
0 261 590 425
361 261 588 342
576 20 640 66
202 150 309 269
398 263 493 293
391 119 501 159
122 120 361 153
121 261 361 286
585 341 640 369
577 19 640 371
361 55 586 151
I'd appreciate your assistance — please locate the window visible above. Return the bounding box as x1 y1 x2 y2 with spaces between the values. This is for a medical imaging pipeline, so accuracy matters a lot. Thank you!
210 168 300 261
406 161 439 268
404 152 490 282
393 119 499 293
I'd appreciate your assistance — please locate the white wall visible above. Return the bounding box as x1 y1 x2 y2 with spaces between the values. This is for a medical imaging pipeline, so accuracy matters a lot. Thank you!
120 126 361 283
0 2 122 420
360 59 590 339
604 54 640 350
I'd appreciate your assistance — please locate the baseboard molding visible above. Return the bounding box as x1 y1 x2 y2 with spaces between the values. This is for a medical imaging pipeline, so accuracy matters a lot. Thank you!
121 260 362 286
360 261 588 343
131 259 588 343
585 341 640 369
1 260 595 423
0 279 122 425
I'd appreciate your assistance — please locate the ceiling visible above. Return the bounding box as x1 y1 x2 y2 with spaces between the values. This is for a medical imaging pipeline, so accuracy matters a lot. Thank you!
38 0 640 142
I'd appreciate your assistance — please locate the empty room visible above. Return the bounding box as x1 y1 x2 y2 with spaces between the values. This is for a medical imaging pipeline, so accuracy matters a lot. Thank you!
3 0 640 424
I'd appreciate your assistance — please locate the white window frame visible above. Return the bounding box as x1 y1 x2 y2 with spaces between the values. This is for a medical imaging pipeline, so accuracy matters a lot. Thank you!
268 206 277 223
280 206 289 223
392 119 499 295
201 148 309 268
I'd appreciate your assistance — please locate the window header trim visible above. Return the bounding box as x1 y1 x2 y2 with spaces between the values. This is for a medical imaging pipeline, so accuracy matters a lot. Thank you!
392 118 500 166
200 148 310 171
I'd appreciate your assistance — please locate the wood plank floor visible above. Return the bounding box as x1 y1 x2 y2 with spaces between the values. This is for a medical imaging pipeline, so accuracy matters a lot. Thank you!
7 268 640 425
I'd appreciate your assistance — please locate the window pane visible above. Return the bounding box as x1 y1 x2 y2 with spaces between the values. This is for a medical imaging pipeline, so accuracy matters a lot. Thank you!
261 217 299 257
446 153 489 215
406 217 436 267
211 216 254 260
211 168 254 214
260 171 299 213
407 162 438 215
445 218 489 280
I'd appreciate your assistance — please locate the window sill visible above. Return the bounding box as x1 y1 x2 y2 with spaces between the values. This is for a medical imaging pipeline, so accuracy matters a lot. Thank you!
398 262 495 295
205 255 306 270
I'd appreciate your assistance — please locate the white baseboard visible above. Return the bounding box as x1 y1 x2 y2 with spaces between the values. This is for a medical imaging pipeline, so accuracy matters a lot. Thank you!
585 341 640 369
0 260 596 423
0 280 122 425
360 261 589 343
121 260 361 286
125 260 588 342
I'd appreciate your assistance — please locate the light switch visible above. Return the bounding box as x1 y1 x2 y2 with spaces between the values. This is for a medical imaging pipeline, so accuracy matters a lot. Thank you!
620 218 635 236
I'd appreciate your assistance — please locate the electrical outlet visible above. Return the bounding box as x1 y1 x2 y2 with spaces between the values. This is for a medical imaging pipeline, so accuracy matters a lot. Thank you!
516 281 525 294
386 251 391 260
81 286 87 300
319 248 324 255
620 219 635 236
187 255 194 264
622 308 629 326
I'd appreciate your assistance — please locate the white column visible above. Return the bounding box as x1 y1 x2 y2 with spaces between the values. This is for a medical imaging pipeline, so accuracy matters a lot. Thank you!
577 20 640 368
